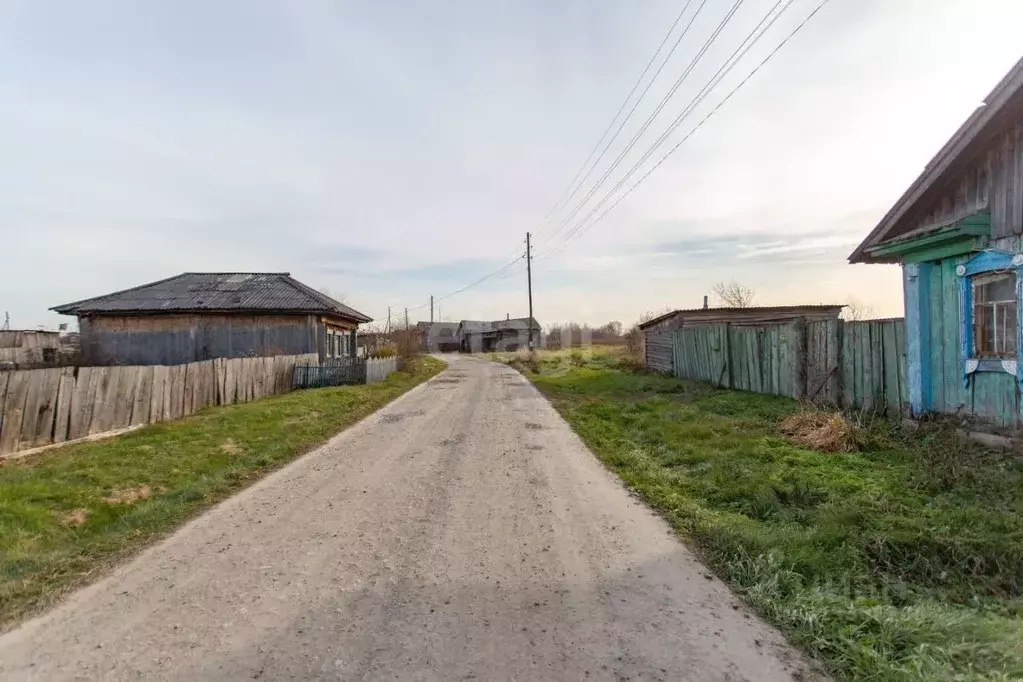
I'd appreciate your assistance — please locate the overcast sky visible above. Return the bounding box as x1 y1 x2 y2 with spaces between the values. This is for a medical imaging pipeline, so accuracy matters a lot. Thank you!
2 0 1022 330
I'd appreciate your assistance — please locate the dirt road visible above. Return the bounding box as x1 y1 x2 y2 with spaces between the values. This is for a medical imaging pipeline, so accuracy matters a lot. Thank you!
0 355 817 681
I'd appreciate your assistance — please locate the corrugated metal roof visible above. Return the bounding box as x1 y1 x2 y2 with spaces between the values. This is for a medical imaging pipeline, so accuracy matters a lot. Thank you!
51 272 372 322
638 305 844 330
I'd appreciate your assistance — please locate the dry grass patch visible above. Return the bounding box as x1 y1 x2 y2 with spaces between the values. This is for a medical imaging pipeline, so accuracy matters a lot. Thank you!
58 509 88 526
779 410 859 453
219 438 244 455
102 485 152 505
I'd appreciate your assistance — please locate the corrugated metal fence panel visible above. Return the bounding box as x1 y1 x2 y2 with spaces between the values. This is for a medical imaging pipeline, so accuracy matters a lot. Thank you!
645 331 674 373
293 357 368 388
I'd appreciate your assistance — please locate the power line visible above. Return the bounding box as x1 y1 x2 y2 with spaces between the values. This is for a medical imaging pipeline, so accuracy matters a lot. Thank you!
540 0 792 259
538 0 699 234
540 0 828 263
538 0 746 249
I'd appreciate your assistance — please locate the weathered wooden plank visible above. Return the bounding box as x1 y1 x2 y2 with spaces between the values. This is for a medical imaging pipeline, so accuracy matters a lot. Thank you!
941 258 962 413
89 366 119 435
30 368 63 447
928 263 946 411
67 367 94 441
130 366 153 427
0 370 31 454
182 362 195 417
149 365 166 422
52 367 75 443
0 372 9 443
111 365 138 431
881 322 899 416
860 323 875 412
841 322 856 409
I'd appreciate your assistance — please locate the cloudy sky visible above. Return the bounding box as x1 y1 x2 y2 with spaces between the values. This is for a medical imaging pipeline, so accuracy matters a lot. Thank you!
2 0 1022 330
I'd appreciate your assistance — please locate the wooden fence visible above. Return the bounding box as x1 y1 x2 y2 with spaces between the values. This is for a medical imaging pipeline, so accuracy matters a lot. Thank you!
672 319 908 414
366 357 398 383
0 353 317 457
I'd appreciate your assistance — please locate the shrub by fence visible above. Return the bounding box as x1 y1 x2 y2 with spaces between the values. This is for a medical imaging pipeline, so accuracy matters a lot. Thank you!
671 319 907 415
0 353 317 457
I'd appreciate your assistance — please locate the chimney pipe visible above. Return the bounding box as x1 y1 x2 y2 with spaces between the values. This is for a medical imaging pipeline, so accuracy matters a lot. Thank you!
703 295 709 309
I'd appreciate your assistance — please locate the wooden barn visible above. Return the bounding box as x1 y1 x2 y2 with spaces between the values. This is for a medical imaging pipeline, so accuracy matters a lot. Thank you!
850 57 1023 428
457 317 540 353
52 272 371 366
638 305 844 373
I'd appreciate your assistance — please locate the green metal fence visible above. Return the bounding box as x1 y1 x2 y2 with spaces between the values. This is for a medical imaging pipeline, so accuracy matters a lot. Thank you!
292 358 367 388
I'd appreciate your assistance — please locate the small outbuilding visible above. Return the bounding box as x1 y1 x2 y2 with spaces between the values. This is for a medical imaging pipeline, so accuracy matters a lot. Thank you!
457 317 540 353
638 305 844 373
417 322 460 353
52 272 371 366
850 57 1023 427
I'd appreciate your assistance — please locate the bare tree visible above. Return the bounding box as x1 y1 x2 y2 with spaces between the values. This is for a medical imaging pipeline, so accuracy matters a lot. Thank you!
318 287 346 304
712 281 756 308
842 296 875 321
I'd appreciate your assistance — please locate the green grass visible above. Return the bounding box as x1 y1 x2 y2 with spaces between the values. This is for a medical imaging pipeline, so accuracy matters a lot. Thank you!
0 356 444 631
519 350 1023 680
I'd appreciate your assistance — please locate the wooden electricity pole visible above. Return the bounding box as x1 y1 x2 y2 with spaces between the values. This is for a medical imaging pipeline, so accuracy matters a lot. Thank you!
526 232 534 349
430 295 434 323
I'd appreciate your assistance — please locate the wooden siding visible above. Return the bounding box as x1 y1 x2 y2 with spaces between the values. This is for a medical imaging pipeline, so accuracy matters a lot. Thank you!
670 320 907 415
80 313 323 365
908 125 1023 240
914 250 1021 427
644 331 674 373
0 353 316 457
0 331 61 365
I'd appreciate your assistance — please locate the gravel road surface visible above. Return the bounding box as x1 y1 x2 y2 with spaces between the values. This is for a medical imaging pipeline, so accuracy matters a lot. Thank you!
0 355 818 681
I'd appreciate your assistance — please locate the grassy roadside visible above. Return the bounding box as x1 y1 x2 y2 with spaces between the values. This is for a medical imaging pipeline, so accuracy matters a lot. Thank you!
0 356 444 631
515 348 1023 680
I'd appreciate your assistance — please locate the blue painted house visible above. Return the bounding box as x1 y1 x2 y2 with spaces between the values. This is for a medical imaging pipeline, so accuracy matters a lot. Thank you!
850 58 1023 428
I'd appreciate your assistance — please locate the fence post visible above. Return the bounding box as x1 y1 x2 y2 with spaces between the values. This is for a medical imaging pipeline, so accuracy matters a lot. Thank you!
791 317 807 400
723 324 732 388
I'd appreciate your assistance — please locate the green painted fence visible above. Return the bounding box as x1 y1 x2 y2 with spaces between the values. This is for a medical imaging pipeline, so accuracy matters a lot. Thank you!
672 318 908 415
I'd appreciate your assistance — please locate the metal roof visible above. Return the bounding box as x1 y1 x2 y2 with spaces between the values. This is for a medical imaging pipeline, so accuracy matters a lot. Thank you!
638 305 844 330
849 57 1023 263
51 272 372 322
458 317 539 334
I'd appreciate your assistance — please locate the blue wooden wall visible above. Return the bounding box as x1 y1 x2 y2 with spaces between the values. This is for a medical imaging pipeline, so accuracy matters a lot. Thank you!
919 255 1020 427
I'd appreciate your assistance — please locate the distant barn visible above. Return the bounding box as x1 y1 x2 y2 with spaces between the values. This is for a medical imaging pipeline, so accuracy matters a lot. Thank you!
52 272 371 366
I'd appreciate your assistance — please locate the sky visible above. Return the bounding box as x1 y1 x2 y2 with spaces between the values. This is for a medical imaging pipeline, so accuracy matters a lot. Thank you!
2 0 1022 330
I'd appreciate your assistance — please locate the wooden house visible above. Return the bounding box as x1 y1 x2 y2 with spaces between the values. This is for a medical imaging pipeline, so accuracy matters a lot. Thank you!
850 58 1023 427
52 272 371 366
457 317 540 353
638 305 844 373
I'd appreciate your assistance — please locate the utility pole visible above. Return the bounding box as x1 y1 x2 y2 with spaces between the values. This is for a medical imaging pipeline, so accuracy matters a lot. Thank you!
526 232 534 349
405 307 409 330
386 306 391 334
430 295 434 323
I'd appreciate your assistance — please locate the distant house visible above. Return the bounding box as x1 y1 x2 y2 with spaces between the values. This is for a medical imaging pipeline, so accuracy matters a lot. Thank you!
457 317 540 353
416 322 460 353
0 330 62 368
52 272 371 366
638 305 844 373
850 58 1023 428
